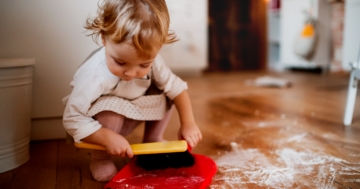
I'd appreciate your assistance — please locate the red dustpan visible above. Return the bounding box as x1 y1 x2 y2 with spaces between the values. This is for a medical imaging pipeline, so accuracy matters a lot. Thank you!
104 154 217 189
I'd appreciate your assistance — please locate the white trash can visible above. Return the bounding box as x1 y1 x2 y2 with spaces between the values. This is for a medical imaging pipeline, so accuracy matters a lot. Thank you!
0 58 35 173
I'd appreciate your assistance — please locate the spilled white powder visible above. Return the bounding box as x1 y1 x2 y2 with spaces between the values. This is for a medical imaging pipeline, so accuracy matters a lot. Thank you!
339 171 360 175
143 186 154 189
341 166 360 172
286 133 307 143
209 118 360 188
165 176 204 185
343 179 360 182
210 148 360 188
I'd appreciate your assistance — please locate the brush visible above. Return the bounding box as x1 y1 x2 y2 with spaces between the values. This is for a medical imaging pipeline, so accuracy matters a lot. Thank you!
135 141 194 171
75 140 194 170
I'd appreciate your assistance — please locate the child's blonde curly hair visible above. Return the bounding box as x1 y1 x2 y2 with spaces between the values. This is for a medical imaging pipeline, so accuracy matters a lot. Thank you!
85 0 177 59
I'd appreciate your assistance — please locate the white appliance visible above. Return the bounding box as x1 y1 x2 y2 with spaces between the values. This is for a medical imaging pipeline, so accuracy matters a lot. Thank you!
342 0 360 70
280 0 331 71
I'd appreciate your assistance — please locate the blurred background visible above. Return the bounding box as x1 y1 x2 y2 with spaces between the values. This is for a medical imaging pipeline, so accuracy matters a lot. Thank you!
0 0 359 140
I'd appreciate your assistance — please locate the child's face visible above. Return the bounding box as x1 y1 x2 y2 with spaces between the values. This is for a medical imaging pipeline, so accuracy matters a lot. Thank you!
103 38 159 81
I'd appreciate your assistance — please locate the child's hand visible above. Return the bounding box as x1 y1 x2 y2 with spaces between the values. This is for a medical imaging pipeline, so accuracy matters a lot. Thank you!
83 128 133 158
103 131 133 158
173 90 202 148
178 123 202 148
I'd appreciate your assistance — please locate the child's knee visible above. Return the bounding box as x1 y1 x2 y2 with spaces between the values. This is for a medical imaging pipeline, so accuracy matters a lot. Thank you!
119 119 142 136
93 111 125 132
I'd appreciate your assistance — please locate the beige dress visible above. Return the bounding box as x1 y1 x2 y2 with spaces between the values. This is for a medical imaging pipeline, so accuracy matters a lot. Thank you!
86 77 170 121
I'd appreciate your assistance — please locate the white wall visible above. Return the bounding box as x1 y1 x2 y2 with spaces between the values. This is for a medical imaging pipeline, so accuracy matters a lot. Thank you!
0 0 207 140
161 0 208 74
0 0 99 118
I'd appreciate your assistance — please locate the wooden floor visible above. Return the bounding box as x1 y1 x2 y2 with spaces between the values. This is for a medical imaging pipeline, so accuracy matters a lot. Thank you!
1 71 360 189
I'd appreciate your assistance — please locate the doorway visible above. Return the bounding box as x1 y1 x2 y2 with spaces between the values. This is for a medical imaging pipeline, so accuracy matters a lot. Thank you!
207 0 268 71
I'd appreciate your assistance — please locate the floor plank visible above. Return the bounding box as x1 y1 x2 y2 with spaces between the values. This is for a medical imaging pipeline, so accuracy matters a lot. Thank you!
0 141 58 189
1 71 359 189
56 140 102 189
189 72 360 188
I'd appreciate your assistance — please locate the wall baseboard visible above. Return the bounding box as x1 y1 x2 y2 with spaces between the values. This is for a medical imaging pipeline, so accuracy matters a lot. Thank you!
31 118 66 140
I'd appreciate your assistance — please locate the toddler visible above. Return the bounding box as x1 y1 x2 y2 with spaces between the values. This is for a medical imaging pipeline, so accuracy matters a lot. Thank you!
63 0 202 182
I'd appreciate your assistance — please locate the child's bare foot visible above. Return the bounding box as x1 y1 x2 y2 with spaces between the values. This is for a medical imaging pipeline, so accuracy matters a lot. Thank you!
90 150 117 182
90 159 118 182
